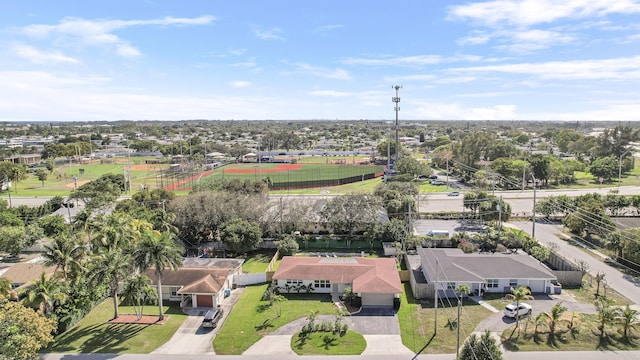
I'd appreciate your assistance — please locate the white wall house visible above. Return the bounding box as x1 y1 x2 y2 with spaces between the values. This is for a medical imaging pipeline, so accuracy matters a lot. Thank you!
418 248 559 298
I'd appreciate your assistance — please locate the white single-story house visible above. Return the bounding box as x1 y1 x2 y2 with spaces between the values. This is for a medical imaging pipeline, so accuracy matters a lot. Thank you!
272 256 402 308
145 258 243 309
418 248 559 298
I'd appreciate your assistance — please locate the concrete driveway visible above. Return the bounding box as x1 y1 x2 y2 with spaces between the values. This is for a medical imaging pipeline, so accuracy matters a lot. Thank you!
152 287 245 355
475 293 597 333
244 308 413 356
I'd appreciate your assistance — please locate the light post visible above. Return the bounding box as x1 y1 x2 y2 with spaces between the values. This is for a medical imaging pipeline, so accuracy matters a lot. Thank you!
531 174 537 239
618 149 632 190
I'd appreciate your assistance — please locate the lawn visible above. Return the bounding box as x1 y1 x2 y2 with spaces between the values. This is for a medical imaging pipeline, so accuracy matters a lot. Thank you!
291 330 366 355
242 251 277 273
10 158 169 197
397 283 493 354
501 313 640 351
48 298 187 354
213 283 341 355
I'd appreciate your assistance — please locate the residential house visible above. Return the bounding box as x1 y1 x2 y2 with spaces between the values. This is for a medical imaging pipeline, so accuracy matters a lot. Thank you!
272 256 402 308
144 258 243 309
418 248 559 298
0 262 55 290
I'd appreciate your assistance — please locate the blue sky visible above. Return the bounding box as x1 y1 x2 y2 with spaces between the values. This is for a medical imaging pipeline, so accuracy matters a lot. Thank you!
1 0 640 122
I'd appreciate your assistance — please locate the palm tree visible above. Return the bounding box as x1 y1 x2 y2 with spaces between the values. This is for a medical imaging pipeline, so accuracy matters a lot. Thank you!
595 272 606 297
595 297 619 340
87 248 133 320
121 275 157 320
538 302 567 345
23 272 67 316
132 230 183 321
617 304 639 339
506 286 534 334
42 235 85 281
91 212 134 252
0 277 12 298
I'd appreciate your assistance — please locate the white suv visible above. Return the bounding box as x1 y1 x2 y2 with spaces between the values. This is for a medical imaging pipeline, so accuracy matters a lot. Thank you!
504 302 532 318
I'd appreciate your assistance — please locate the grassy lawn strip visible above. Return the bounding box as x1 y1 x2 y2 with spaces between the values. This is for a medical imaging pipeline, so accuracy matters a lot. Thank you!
501 313 640 351
213 284 339 355
398 283 493 354
291 330 366 355
48 298 187 354
242 251 276 273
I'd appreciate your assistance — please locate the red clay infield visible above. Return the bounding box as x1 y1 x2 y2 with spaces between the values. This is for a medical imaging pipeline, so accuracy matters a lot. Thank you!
224 163 302 173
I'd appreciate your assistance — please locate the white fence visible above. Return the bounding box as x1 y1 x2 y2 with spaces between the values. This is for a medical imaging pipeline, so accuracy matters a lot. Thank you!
234 272 267 286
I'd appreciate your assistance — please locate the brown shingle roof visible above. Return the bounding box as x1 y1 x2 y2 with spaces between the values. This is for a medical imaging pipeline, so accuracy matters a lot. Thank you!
0 262 55 286
143 267 230 295
273 257 402 294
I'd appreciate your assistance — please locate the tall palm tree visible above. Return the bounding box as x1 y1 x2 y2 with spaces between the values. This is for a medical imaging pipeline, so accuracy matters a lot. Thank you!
595 297 619 339
617 304 639 339
23 272 67 316
538 302 568 345
42 235 85 281
132 230 183 321
506 286 534 333
91 212 134 252
121 275 157 320
87 248 133 320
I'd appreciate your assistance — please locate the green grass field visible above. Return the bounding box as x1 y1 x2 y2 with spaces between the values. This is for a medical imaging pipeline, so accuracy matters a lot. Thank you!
48 298 187 354
291 330 366 355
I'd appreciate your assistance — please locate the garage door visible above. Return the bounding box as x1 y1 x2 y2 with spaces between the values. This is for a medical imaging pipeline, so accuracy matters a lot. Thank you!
361 293 393 307
529 280 545 293
196 295 213 307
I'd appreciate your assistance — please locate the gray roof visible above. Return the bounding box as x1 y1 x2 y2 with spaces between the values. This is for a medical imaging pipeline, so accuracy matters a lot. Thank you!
181 257 244 269
418 248 556 283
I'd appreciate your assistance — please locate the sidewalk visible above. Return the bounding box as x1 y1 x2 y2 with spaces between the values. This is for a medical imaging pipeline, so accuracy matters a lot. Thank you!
470 295 500 313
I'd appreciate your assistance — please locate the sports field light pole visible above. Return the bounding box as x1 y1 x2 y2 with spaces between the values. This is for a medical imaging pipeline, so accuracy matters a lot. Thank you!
618 148 632 190
392 85 402 165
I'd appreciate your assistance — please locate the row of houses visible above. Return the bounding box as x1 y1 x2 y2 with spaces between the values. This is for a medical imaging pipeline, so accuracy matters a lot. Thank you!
1 247 563 311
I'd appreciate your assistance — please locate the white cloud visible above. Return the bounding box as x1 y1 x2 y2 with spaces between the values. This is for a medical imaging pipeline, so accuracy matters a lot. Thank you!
312 24 343 35
450 56 640 80
252 27 285 41
12 43 79 64
448 0 640 27
19 15 215 57
230 81 251 88
412 100 519 120
457 31 492 45
291 63 351 80
309 90 352 97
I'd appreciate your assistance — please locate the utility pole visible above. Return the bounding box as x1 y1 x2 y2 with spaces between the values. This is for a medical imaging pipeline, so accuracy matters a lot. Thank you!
498 195 503 239
531 174 537 239
434 258 439 335
392 85 402 166
386 125 391 182
456 296 461 359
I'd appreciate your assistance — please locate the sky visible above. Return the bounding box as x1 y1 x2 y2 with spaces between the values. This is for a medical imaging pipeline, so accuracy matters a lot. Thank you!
1 0 640 122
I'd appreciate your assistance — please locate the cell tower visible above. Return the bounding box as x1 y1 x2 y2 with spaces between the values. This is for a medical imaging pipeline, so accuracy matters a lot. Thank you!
392 85 402 165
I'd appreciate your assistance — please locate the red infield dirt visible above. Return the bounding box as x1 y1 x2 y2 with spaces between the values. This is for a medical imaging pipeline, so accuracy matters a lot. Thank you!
108 314 168 325
224 163 302 173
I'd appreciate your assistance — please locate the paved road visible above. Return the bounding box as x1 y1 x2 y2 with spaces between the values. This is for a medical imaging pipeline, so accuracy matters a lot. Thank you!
39 351 640 359
511 221 640 305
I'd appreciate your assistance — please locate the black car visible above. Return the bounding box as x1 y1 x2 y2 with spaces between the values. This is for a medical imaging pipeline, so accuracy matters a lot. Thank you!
202 308 224 328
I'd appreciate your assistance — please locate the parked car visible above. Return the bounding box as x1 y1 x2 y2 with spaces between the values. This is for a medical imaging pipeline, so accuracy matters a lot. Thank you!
504 302 532 318
447 191 460 196
202 308 224 328
431 180 445 185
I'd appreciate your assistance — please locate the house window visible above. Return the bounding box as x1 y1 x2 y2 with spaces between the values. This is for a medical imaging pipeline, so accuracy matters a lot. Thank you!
487 279 499 288
447 282 456 290
286 279 302 285
170 287 180 297
314 280 330 288
509 279 518 288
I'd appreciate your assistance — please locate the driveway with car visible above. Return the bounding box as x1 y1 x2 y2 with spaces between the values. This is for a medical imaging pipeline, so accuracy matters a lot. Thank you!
151 287 244 355
474 293 597 333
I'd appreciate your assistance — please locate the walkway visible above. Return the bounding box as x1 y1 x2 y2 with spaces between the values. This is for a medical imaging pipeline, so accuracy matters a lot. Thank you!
470 295 500 313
